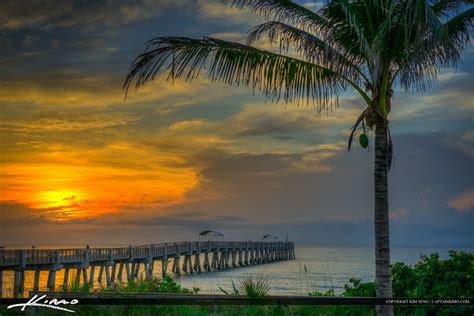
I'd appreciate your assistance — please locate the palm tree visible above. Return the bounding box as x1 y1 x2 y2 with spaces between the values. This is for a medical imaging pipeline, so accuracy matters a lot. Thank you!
124 1 473 315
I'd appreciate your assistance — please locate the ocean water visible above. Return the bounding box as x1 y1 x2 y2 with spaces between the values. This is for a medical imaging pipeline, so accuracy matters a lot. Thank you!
1 245 472 297
176 245 474 295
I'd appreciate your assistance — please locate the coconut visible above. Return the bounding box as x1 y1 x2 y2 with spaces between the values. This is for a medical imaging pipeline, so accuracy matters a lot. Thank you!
359 133 369 148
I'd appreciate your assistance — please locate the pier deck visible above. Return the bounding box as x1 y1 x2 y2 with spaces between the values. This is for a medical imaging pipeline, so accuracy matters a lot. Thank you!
0 241 295 297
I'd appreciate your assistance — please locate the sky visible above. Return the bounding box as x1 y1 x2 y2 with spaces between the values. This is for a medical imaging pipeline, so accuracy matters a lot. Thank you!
0 0 472 246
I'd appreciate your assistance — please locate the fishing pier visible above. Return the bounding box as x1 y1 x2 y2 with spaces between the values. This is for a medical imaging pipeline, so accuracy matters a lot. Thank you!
0 241 295 297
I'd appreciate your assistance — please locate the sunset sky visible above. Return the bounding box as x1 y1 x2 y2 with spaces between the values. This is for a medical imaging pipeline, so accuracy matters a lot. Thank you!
0 0 472 246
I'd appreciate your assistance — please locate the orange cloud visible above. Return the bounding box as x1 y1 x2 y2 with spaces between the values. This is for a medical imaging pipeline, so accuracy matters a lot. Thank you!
0 157 199 221
448 189 474 212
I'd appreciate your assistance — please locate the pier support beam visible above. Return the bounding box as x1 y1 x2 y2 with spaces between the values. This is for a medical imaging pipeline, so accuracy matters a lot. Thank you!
194 254 201 273
63 269 70 290
224 252 229 268
75 268 81 283
182 255 193 274
162 258 168 277
47 270 56 291
117 262 124 281
218 252 225 269
33 270 41 292
124 262 131 281
204 253 210 272
172 256 180 276
13 270 25 297
133 262 140 278
98 265 104 283
105 266 111 286
111 263 117 283
130 263 136 278
211 252 218 269
183 255 188 273
89 266 95 285
145 261 154 279
82 268 88 284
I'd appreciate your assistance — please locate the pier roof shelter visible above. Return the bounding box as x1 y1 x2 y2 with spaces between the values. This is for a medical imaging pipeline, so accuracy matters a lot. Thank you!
262 234 279 241
199 230 224 242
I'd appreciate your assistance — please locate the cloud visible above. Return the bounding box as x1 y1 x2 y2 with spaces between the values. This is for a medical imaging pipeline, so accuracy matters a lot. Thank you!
1 130 472 246
197 0 259 26
0 201 100 226
231 101 360 137
0 0 189 31
115 211 245 228
155 132 473 244
0 111 141 132
0 0 472 247
208 32 247 42
302 2 324 9
448 189 474 212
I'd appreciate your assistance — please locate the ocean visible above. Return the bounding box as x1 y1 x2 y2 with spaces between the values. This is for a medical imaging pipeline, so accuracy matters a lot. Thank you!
176 245 474 295
1 245 472 297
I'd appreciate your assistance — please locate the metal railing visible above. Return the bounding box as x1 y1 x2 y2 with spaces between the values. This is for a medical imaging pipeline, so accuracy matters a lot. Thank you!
0 241 294 267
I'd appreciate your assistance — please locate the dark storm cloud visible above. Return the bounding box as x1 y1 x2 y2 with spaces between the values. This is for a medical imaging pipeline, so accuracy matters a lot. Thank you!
0 201 100 226
235 115 318 136
0 201 37 219
0 0 189 31
163 132 473 245
115 211 245 229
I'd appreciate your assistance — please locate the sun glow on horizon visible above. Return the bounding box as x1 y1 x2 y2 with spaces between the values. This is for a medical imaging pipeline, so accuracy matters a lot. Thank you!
0 160 200 221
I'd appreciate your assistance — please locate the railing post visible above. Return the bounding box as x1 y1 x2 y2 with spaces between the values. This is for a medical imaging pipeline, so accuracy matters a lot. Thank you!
84 248 90 267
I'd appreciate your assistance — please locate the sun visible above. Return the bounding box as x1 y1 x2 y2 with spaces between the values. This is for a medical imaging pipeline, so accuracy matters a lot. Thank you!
39 190 80 208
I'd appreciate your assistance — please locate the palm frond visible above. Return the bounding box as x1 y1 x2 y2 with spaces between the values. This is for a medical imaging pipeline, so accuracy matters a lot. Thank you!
124 0 472 112
431 0 471 18
318 1 376 82
393 4 473 92
124 36 352 110
239 276 270 297
227 0 328 32
246 21 369 83
439 7 474 62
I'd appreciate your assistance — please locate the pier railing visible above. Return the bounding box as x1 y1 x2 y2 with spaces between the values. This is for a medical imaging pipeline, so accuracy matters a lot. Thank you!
0 241 295 297
0 241 294 267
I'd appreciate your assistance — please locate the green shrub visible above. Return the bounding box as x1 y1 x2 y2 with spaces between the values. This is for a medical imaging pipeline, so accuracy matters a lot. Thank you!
63 279 92 293
412 251 473 298
238 276 270 298
220 276 271 298
308 289 335 296
343 278 376 297
335 251 473 315
103 275 199 294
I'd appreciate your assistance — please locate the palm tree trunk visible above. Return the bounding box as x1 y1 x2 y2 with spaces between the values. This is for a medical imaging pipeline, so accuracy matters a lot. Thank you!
374 119 393 316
